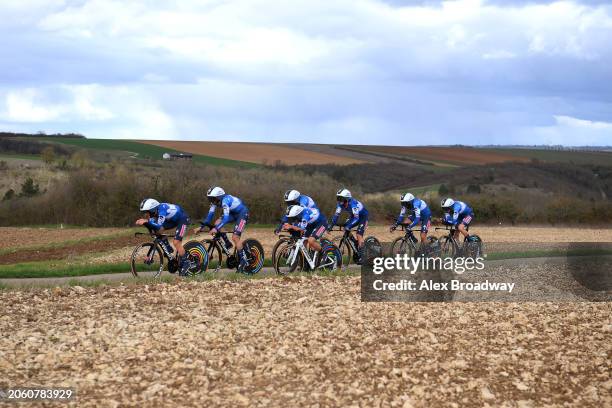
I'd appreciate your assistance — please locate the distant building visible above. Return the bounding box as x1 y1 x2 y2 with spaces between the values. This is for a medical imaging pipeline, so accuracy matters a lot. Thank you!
162 152 193 161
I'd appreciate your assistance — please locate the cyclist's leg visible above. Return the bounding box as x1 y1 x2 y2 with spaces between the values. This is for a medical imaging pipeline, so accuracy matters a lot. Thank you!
355 213 368 247
173 218 188 257
420 210 431 243
233 210 249 268
458 213 473 239
306 217 326 252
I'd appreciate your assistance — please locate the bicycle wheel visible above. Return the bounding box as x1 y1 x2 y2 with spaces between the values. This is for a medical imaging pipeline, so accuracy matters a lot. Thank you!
203 240 223 272
272 236 291 266
334 238 353 268
184 241 209 275
131 242 163 278
363 236 382 266
318 240 341 272
274 241 303 275
440 237 457 258
243 239 265 274
391 237 414 257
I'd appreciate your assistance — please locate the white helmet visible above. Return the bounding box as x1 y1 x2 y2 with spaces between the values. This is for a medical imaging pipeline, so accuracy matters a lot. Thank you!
400 193 414 203
284 190 300 203
286 205 304 219
140 198 160 212
441 198 455 208
207 186 225 198
336 188 352 200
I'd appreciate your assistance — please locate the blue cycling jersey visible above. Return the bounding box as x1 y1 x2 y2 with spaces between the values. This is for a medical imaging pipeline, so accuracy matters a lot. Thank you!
444 201 474 225
397 198 430 228
148 203 186 230
281 194 319 223
293 207 323 230
202 195 248 229
331 198 368 229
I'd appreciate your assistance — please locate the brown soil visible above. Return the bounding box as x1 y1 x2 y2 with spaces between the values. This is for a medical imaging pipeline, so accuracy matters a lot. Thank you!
139 140 364 165
0 234 143 265
1 279 609 406
0 227 126 251
362 146 530 165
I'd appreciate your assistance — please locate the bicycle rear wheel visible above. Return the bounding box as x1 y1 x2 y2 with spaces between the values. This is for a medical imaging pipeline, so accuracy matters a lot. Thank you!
274 241 303 275
131 243 163 278
319 240 342 272
184 241 209 275
243 239 265 274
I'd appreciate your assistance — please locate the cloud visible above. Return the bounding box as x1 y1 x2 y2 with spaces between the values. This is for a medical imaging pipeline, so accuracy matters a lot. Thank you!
0 0 611 145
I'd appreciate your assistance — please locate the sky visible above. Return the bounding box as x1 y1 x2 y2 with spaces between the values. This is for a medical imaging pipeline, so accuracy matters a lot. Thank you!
0 0 611 146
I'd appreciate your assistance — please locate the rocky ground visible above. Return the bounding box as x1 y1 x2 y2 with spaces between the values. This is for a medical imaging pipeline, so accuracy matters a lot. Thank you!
1 276 610 407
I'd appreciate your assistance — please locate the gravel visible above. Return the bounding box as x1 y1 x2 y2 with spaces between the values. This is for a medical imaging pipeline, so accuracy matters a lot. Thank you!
1 277 610 407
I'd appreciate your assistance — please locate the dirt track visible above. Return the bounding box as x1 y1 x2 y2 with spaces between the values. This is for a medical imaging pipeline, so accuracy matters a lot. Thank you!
1 277 609 407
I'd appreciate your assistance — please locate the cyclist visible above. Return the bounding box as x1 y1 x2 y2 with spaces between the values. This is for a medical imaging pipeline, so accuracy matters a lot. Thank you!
275 189 319 234
135 198 192 276
194 187 250 272
390 193 431 244
329 188 368 262
283 205 327 254
440 198 474 240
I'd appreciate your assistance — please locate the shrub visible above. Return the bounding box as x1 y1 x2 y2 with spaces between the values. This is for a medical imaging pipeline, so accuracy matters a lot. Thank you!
19 178 40 197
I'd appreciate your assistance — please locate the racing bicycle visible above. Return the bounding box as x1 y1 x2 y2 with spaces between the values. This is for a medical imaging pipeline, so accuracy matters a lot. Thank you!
274 235 342 275
195 228 265 274
435 225 484 259
391 225 440 258
331 227 381 268
130 229 208 278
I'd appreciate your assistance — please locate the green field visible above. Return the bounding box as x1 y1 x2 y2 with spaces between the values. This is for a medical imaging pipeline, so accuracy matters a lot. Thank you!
38 137 256 168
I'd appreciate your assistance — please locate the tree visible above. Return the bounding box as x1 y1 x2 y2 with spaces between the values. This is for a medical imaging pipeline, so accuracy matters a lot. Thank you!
19 178 40 197
438 184 449 195
41 146 55 165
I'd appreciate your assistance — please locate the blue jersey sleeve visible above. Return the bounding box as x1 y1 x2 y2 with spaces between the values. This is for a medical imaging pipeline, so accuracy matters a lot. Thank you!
215 197 232 229
408 202 421 229
149 205 169 230
330 204 342 226
396 207 406 225
202 204 217 226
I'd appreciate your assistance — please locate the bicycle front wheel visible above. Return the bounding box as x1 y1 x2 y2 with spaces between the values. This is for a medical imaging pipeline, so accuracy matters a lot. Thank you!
274 241 303 275
271 237 291 266
203 240 223 271
334 237 353 268
130 243 163 278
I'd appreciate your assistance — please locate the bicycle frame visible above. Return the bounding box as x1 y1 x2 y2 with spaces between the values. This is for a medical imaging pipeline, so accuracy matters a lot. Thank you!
285 237 337 271
135 232 175 261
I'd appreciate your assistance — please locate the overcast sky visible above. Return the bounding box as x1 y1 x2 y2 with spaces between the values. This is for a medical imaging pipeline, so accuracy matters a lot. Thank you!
1 0 611 146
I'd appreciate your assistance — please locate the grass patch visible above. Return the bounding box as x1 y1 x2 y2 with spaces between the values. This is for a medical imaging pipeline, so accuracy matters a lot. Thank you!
0 153 42 161
0 262 132 279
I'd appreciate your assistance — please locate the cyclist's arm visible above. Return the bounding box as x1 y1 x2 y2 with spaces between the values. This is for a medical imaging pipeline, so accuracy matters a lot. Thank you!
148 208 167 231
201 204 216 226
408 207 420 229
215 204 231 229
395 207 406 226
330 205 342 226
344 206 360 229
